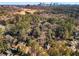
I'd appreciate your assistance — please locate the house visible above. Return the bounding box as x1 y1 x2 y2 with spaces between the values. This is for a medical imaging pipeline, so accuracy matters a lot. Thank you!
73 31 79 40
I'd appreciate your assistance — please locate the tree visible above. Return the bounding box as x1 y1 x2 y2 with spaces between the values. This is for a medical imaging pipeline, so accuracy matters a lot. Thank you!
0 40 8 53
48 40 73 56
64 18 75 39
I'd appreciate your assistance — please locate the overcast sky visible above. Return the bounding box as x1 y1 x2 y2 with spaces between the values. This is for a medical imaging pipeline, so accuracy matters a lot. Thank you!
0 0 79 2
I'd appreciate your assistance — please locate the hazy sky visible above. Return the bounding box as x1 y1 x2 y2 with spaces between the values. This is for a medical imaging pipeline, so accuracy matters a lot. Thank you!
0 0 79 2
0 0 79 5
